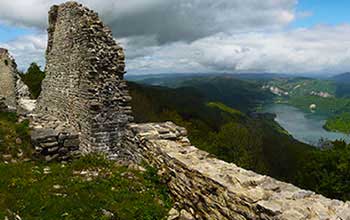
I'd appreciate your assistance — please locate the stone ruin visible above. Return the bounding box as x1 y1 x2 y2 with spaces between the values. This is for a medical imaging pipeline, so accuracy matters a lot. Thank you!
0 48 18 110
0 48 34 113
1 1 350 219
32 2 133 160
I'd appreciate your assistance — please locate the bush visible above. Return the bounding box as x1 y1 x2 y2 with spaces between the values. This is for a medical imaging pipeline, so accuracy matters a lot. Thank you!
20 63 45 99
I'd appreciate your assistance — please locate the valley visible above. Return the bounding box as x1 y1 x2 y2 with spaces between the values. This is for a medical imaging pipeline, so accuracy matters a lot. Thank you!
261 75 350 136
127 73 350 201
261 103 350 145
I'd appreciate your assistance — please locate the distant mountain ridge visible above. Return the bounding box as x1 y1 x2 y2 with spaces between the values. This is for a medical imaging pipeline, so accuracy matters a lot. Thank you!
332 72 350 83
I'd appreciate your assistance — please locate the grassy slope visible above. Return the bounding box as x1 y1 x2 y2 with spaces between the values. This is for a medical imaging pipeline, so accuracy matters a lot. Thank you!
0 112 32 162
0 112 171 220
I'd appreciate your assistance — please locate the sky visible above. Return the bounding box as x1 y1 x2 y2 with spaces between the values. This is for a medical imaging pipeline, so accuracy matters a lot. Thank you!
0 0 349 75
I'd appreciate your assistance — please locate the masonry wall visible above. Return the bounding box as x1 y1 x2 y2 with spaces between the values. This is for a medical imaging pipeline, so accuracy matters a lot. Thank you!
35 2 133 154
0 48 17 109
126 122 350 220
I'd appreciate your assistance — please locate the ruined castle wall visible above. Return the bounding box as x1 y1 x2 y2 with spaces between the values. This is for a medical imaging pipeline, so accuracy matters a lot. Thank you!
0 48 17 109
126 122 350 220
35 2 132 154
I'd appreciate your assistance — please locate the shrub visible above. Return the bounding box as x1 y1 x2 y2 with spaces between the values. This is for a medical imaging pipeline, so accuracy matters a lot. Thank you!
20 63 45 99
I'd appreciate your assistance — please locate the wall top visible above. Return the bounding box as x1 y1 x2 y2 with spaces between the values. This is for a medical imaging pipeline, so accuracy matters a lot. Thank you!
0 48 9 55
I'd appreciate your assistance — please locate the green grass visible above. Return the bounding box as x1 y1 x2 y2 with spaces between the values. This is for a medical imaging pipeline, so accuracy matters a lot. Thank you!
0 112 32 162
0 155 172 220
207 102 245 116
0 112 172 220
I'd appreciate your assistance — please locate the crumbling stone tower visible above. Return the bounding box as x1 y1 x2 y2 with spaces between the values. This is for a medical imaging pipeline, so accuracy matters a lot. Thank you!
0 48 17 109
35 2 133 154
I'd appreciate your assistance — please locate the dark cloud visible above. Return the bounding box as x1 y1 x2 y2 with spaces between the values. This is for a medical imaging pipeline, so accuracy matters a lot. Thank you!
0 0 296 43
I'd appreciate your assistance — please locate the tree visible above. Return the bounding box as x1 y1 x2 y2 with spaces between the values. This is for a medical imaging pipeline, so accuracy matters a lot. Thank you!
20 63 45 99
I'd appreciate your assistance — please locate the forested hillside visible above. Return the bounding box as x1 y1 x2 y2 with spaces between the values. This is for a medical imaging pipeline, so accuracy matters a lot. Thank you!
128 82 309 180
5 66 350 203
128 79 350 201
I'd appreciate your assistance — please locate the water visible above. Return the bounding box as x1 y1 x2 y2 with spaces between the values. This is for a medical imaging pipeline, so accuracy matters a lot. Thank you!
262 104 350 146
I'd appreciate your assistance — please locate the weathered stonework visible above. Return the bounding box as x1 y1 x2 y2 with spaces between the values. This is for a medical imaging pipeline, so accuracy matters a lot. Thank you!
0 96 9 112
0 48 17 110
31 128 80 162
25 1 350 218
34 2 133 156
126 122 350 220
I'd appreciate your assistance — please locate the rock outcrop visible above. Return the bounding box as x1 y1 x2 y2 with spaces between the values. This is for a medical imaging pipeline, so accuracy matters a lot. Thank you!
126 122 350 220
34 2 133 158
0 48 18 110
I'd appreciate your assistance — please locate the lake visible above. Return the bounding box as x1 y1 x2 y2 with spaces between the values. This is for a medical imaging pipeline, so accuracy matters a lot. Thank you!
262 104 350 146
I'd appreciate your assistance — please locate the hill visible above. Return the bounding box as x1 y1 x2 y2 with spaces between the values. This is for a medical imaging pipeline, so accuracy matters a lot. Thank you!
129 75 275 113
128 81 313 181
332 72 350 83
331 73 350 98
129 80 350 201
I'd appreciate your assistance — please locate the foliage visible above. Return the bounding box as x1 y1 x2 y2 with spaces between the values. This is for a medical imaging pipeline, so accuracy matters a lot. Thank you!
324 112 350 134
287 96 350 116
179 77 274 112
19 63 45 99
295 141 350 201
129 81 313 179
0 155 172 220
207 102 244 116
335 82 350 98
267 77 350 135
129 78 350 201
267 78 336 97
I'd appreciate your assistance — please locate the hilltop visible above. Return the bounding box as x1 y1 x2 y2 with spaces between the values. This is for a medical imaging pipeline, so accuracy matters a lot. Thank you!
0 1 349 219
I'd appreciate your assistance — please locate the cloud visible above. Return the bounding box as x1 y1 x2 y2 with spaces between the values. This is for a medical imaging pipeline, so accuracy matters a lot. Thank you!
2 1 350 75
4 24 350 75
124 25 350 74
0 0 296 43
0 33 46 71
296 11 313 19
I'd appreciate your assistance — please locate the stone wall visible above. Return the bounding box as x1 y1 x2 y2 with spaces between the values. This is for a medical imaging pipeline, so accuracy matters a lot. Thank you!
0 48 17 110
126 122 350 220
31 128 80 162
0 97 9 112
35 2 133 155
26 1 350 218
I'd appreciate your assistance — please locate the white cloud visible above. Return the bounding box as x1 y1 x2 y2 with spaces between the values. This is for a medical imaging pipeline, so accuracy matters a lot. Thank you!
124 25 350 74
0 0 296 43
0 33 46 71
1 1 350 75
